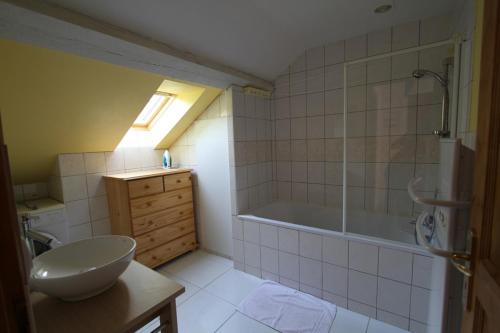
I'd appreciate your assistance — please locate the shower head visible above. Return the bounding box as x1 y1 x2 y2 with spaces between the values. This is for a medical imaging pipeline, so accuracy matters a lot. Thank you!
412 69 447 87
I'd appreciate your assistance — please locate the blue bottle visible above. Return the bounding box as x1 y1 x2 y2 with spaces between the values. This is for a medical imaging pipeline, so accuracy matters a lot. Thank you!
162 150 172 169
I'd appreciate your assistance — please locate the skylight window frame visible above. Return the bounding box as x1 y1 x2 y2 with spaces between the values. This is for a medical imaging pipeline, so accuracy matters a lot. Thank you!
132 92 175 130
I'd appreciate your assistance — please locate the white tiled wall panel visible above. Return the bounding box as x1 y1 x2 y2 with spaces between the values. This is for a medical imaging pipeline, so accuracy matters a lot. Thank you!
232 217 434 330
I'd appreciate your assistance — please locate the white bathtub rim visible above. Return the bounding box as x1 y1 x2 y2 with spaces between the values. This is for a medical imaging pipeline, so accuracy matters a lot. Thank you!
238 213 432 257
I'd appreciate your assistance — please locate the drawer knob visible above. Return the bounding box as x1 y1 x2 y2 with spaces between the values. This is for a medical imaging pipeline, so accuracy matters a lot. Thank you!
152 256 157 260
176 179 181 183
150 238 155 242
147 202 152 207
144 185 150 189
178 195 182 199
179 211 184 215
180 227 185 231
148 221 153 225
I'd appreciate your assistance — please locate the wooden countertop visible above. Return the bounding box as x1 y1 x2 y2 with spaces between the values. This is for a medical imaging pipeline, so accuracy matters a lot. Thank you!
30 261 184 333
104 168 192 181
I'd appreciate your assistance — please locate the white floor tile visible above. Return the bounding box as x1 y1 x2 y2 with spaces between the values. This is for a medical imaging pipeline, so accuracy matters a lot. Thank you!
162 251 232 287
177 290 235 333
330 307 369 333
216 312 278 333
206 269 263 306
367 318 410 333
157 272 201 305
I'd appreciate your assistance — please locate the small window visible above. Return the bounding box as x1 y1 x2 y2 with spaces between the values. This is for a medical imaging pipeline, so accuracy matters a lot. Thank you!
132 92 174 128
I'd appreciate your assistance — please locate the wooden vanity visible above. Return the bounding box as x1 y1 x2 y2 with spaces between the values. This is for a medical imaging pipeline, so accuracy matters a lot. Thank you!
104 169 197 268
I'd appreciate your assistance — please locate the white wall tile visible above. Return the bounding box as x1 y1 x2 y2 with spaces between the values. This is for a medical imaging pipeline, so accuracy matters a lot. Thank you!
232 217 243 240
84 152 106 174
347 86 366 112
345 35 367 60
377 278 411 317
390 107 417 136
325 41 344 65
300 284 322 298
410 287 430 323
279 227 299 254
377 310 410 331
367 58 391 84
325 114 344 138
58 153 85 176
325 64 343 91
91 218 111 236
65 199 90 226
323 291 348 308
275 74 290 98
366 82 390 110
86 173 106 197
68 223 92 242
348 300 377 318
323 235 348 267
291 53 306 73
261 246 279 274
306 46 325 69
307 68 324 93
245 265 261 278
391 79 418 108
366 110 390 137
261 270 279 282
279 276 299 289
323 262 348 297
412 255 433 289
299 232 322 260
89 195 109 221
278 251 299 281
299 257 322 289
347 63 366 87
260 223 278 249
307 92 325 116
291 117 307 139
290 71 306 95
349 241 379 275
123 148 143 170
348 270 378 306
292 182 308 201
244 242 261 268
307 117 325 139
308 184 325 205
290 94 307 117
233 239 244 262
62 175 88 202
391 52 418 80
389 163 415 190
243 221 260 244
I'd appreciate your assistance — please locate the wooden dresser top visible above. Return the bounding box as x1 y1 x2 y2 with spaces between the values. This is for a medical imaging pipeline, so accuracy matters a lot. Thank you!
104 168 191 181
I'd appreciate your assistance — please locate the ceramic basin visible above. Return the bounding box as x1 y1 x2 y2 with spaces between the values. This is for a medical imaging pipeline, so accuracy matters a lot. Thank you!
30 235 136 301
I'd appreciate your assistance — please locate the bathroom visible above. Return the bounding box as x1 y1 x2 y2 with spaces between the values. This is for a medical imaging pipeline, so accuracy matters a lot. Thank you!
1 0 497 333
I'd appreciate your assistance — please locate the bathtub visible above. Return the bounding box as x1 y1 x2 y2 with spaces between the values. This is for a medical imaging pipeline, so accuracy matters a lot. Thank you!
232 200 444 332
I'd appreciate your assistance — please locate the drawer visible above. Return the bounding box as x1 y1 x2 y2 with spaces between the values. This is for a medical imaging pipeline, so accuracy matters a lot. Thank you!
132 202 194 235
164 172 192 192
136 232 197 268
135 218 195 254
130 188 192 218
128 176 163 199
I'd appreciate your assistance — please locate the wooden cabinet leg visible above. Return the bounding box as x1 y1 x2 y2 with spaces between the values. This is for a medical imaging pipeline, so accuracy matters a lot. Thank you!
160 300 178 333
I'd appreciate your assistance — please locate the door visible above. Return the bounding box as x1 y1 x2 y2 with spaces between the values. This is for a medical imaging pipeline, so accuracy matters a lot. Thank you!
461 0 500 332
0 113 34 332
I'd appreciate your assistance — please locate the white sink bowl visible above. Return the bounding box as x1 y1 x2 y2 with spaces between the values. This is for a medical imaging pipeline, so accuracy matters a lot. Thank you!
30 235 136 301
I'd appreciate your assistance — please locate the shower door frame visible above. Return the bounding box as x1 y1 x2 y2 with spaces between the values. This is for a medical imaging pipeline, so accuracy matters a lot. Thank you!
340 37 462 235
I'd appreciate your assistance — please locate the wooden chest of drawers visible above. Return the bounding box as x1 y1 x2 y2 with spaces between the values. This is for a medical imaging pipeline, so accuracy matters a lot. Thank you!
104 169 197 268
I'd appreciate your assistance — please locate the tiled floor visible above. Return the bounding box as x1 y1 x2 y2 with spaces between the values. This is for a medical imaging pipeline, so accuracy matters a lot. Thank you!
153 250 409 333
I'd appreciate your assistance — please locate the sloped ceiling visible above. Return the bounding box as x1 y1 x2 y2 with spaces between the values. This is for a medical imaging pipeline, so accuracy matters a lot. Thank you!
0 38 217 184
46 0 463 80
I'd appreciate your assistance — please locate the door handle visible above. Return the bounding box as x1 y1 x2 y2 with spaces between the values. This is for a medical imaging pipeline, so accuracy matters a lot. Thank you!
415 212 472 277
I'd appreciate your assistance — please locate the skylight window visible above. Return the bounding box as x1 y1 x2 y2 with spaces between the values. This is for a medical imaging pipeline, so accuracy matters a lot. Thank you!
132 92 174 128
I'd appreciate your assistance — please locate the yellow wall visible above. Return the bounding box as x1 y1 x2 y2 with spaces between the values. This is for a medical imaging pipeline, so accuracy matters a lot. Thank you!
0 38 165 184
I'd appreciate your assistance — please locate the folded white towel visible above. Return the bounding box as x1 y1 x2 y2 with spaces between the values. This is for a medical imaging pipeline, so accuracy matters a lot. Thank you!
238 281 337 333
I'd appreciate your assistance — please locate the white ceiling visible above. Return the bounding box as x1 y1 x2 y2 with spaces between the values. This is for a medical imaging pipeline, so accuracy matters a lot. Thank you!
47 0 462 81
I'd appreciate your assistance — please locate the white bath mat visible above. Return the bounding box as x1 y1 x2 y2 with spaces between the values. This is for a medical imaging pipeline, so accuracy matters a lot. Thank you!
238 281 337 333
